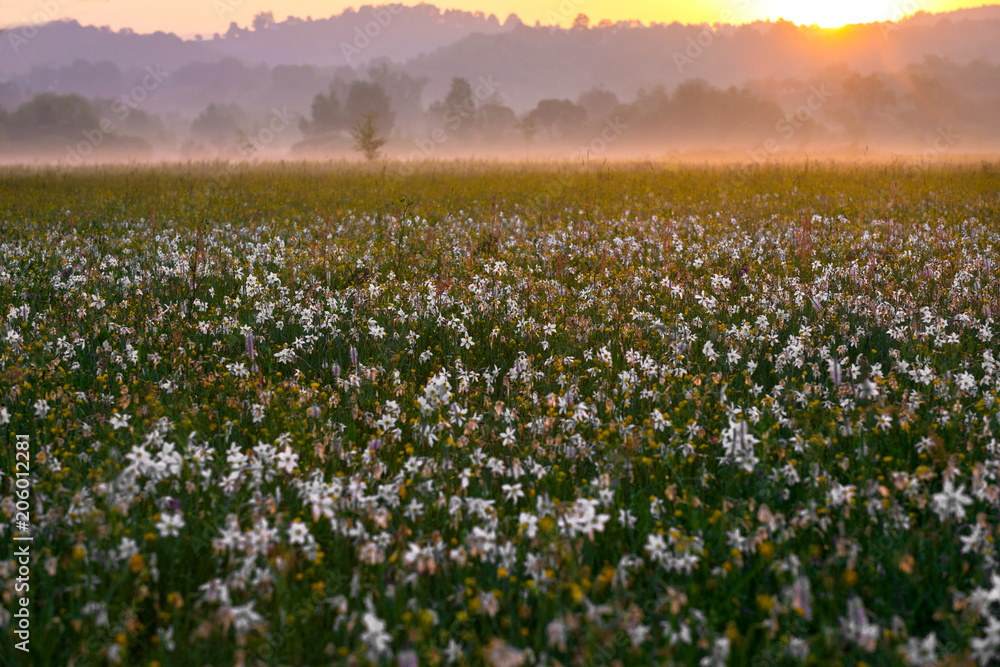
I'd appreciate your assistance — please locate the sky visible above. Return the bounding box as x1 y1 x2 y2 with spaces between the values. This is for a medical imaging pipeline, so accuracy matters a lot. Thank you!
0 0 989 37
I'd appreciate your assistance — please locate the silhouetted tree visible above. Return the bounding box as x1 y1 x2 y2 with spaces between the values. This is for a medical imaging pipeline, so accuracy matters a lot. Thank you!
898 70 966 134
225 22 246 39
444 77 475 111
351 111 387 161
253 11 275 31
367 62 427 129
6 92 99 139
55 60 122 98
478 101 517 140
428 77 481 136
301 86 343 136
190 103 247 148
527 99 587 139
343 81 395 135
577 88 619 123
634 85 670 116
633 79 782 141
822 73 900 139
92 99 167 143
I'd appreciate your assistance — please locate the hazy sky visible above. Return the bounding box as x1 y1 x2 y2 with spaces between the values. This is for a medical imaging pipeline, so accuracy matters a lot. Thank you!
0 0 989 36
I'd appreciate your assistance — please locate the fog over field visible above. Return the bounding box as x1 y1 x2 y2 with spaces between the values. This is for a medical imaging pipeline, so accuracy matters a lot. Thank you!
1 3 1000 165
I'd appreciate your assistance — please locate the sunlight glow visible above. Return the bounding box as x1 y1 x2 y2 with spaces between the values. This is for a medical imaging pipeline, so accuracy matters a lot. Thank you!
759 0 909 27
0 0 983 36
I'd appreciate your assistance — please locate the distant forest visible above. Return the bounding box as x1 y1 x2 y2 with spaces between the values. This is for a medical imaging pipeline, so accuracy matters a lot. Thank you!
1 4 999 161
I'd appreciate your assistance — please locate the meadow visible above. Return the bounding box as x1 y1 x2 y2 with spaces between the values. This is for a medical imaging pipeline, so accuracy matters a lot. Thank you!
1 160 999 665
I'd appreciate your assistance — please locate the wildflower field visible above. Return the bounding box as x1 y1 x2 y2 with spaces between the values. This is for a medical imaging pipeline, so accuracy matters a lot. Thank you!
3 161 1000 666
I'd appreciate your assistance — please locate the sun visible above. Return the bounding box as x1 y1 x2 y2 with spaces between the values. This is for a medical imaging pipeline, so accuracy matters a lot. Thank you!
760 0 904 27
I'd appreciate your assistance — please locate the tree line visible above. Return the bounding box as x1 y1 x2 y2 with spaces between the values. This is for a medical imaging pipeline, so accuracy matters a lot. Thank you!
2 57 998 160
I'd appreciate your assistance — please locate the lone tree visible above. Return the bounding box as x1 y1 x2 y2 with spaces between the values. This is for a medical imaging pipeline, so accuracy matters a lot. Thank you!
351 111 387 161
